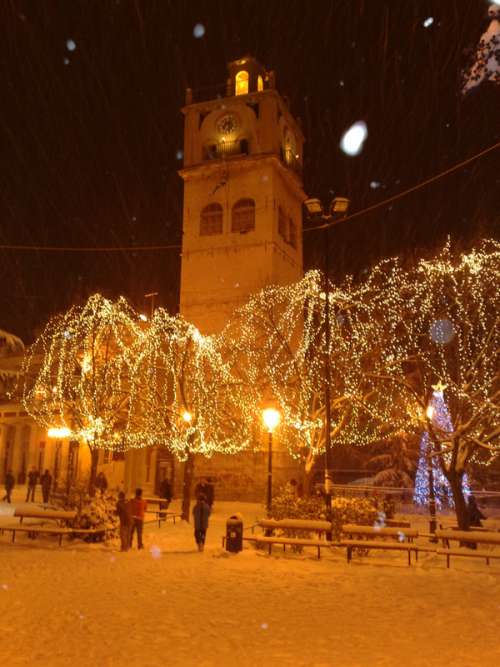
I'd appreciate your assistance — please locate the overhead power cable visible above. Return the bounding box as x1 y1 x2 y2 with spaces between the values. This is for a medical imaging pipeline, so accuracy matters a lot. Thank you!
0 140 498 251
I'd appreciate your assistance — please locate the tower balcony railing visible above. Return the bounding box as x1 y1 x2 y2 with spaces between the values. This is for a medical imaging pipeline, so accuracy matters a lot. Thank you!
203 139 249 161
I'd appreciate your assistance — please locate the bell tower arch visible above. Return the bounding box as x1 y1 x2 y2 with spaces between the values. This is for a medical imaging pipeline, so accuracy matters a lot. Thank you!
179 56 306 334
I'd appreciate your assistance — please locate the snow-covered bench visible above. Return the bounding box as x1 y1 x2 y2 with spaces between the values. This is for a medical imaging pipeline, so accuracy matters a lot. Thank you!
241 518 336 559
2 525 72 546
14 508 77 526
435 529 500 567
342 524 420 566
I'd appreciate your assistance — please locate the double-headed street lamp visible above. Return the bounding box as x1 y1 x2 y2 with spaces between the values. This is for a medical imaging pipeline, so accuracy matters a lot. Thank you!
262 407 280 516
303 196 350 519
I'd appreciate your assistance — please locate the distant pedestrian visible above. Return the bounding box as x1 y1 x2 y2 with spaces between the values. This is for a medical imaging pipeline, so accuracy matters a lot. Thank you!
204 477 215 509
25 467 38 502
192 494 211 552
95 472 108 495
468 494 486 527
159 477 172 518
129 488 147 550
194 478 207 498
40 469 52 504
116 491 132 552
2 470 15 503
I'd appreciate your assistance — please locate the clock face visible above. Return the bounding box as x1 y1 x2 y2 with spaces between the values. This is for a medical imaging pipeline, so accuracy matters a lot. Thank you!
217 113 238 135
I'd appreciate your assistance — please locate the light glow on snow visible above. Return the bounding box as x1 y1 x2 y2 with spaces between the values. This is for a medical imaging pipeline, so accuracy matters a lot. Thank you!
340 121 368 156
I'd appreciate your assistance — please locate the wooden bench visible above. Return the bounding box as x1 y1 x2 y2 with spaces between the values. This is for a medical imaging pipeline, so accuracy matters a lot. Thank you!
14 508 77 526
145 510 183 528
243 535 338 559
342 524 420 566
234 518 335 559
3 525 72 546
435 529 500 567
385 520 412 529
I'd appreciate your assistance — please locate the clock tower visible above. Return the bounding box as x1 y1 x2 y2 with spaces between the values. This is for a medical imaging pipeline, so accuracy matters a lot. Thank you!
179 56 306 334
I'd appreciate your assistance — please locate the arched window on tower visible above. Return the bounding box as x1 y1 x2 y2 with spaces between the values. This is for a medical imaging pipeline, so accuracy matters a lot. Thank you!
235 70 249 96
200 203 223 236
257 75 264 92
232 198 255 233
278 206 288 241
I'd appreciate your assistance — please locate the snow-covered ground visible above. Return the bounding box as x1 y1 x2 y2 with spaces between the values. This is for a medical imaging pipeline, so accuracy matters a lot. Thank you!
1 496 500 667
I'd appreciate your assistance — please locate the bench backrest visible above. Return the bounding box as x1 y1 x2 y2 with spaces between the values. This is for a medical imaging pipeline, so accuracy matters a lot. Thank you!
258 519 332 531
14 509 77 520
435 529 500 546
342 524 418 539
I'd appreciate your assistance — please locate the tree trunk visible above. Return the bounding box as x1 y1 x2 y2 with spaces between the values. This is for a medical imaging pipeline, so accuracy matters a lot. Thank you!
300 451 317 497
447 468 470 531
181 452 195 522
88 447 99 497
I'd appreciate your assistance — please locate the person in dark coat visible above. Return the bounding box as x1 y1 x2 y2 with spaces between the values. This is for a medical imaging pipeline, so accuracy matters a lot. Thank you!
25 467 38 502
2 470 15 503
158 478 173 518
192 494 211 552
40 469 52 504
204 477 215 509
95 472 108 495
468 495 486 527
194 479 207 498
129 488 147 550
116 491 132 552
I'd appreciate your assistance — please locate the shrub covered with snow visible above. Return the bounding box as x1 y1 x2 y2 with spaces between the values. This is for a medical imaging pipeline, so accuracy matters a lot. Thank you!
74 493 119 537
52 484 119 540
270 488 377 542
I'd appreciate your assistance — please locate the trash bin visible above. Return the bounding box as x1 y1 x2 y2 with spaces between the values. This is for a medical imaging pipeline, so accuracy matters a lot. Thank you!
226 514 243 553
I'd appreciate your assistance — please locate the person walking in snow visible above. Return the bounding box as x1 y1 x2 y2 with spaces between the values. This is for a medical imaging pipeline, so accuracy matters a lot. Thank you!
204 477 215 509
2 469 15 503
40 469 52 504
129 488 147 550
192 493 211 552
116 491 132 552
468 495 486 527
25 467 38 502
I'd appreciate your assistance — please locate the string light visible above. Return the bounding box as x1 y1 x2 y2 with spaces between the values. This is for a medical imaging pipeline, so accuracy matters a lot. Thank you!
22 240 499 484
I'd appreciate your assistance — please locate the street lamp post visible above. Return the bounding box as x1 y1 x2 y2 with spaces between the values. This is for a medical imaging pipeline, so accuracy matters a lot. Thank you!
304 197 350 521
262 407 280 516
425 404 438 541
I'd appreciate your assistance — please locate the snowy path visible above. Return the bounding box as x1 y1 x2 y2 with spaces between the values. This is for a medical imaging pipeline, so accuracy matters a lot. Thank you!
1 501 500 666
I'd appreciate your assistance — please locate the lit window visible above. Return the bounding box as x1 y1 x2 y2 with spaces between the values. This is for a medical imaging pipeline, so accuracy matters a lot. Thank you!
232 198 255 233
288 218 297 248
200 203 223 235
278 206 288 240
235 70 249 96
257 75 264 91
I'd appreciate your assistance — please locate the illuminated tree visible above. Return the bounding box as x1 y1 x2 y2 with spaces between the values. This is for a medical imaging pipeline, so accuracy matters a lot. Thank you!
366 240 500 529
222 271 409 493
22 294 141 494
129 308 256 519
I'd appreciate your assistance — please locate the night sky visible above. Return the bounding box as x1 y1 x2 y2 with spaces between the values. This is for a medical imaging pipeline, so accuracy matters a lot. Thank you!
1 0 499 341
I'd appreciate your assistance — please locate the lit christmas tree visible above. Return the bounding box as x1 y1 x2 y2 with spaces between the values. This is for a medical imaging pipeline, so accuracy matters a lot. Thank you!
414 387 470 508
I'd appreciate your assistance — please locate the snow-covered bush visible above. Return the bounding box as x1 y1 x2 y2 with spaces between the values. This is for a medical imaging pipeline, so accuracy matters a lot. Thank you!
74 492 119 538
270 487 377 544
52 484 119 541
329 496 377 540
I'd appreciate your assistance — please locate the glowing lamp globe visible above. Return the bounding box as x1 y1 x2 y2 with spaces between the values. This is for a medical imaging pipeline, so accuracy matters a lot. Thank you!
262 408 280 433
48 426 71 439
